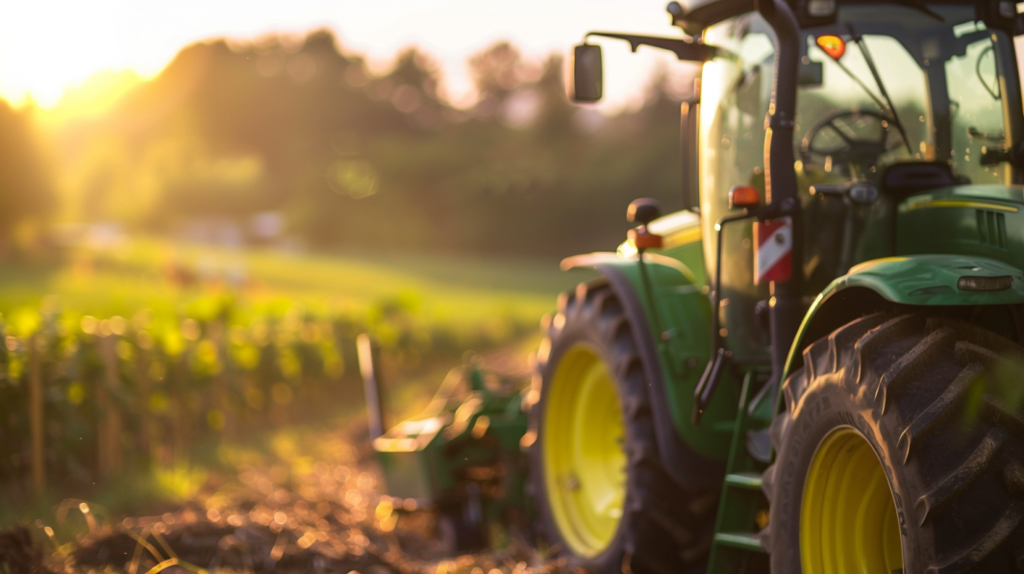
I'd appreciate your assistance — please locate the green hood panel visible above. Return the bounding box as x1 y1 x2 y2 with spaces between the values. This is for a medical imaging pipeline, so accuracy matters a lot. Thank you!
903 183 1024 203
783 253 1024 380
897 184 1024 270
839 255 1024 305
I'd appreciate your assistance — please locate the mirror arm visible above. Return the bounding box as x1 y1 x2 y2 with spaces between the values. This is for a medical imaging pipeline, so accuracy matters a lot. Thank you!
585 32 714 62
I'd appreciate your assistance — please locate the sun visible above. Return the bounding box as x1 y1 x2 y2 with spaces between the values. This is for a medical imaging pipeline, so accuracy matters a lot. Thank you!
0 1 164 110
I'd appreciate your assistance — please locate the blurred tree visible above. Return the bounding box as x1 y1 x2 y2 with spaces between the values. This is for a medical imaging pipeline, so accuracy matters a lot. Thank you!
531 55 576 137
34 31 694 259
0 101 55 251
469 42 531 119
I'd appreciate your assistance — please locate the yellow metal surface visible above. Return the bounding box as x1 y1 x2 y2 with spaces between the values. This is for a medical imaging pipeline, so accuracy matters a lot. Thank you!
903 199 1019 212
848 256 909 275
543 343 626 557
663 226 703 249
801 427 903 574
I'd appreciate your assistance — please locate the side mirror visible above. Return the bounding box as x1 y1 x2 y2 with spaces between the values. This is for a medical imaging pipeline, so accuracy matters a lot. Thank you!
571 44 603 103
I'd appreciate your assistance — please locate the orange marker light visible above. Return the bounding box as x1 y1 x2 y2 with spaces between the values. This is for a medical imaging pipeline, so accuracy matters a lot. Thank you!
729 185 761 209
816 35 846 60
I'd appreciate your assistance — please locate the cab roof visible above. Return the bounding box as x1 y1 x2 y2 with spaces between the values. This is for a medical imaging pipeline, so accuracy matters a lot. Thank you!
671 0 1009 33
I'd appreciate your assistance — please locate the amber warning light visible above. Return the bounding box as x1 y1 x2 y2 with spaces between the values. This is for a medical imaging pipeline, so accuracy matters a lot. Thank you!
729 185 761 209
816 35 846 60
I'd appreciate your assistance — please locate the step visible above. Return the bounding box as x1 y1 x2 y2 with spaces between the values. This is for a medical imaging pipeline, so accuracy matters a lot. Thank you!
714 531 766 553
724 472 763 490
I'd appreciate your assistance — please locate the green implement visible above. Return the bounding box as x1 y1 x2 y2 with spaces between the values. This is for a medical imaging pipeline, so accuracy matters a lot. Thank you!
359 335 530 552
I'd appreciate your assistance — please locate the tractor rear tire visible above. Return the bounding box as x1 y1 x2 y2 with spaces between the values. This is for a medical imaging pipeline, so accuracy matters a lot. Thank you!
528 281 716 574
764 312 1024 573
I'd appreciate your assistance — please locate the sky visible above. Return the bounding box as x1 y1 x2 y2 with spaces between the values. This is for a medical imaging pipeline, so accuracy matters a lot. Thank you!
0 0 699 113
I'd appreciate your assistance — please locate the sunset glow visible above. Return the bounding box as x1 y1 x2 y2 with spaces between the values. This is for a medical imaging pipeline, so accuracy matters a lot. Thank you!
0 0 689 112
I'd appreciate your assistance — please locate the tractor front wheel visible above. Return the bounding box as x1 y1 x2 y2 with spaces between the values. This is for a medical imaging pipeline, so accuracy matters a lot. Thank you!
765 313 1024 573
529 281 715 574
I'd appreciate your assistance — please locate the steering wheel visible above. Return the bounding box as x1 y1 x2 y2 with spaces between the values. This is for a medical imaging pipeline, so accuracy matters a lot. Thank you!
801 110 900 176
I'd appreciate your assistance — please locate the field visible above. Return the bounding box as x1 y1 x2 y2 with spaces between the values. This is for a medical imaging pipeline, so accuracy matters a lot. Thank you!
0 236 581 422
0 236 581 326
0 238 584 573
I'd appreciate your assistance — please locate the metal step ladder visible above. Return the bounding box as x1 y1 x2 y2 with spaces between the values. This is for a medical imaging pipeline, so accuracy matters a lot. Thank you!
707 373 770 574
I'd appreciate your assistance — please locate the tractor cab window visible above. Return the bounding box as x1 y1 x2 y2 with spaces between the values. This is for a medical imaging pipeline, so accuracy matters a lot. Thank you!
796 6 1013 188
945 20 1011 183
697 13 777 361
798 33 926 183
700 4 1017 295
699 14 775 219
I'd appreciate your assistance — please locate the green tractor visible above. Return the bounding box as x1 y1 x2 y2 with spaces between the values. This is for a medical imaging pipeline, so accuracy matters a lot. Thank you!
368 0 1024 572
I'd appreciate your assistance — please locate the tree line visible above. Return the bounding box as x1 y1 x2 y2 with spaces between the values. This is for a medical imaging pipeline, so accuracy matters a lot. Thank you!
7 30 690 259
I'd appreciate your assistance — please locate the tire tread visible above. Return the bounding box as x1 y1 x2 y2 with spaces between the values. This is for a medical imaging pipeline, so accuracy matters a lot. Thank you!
897 362 982 462
766 312 1024 574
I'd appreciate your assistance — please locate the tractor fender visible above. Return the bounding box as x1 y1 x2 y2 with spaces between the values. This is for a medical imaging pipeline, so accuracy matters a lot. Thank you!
783 254 1024 379
559 252 733 489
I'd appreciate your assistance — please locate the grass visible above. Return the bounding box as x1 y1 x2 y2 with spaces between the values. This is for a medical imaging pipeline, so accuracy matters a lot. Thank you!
0 236 584 325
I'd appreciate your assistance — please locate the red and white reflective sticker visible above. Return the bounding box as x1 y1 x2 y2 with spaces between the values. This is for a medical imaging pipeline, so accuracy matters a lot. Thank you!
754 217 793 285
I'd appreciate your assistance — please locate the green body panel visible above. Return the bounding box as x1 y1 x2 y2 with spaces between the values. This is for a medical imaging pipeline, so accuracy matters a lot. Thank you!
782 254 1024 380
375 417 446 500
826 255 1024 306
897 185 1024 267
565 210 740 461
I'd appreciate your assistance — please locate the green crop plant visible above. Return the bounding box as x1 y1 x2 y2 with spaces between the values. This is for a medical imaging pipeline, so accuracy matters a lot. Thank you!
0 284 537 506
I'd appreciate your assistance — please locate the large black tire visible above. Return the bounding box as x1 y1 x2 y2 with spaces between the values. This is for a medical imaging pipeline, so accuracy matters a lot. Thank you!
527 281 717 574
764 312 1024 573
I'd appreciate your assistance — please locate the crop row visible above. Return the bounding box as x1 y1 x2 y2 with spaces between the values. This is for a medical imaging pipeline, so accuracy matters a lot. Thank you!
0 296 532 496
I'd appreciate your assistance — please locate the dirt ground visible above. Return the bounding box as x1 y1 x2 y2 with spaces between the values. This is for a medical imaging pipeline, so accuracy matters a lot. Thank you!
3 425 558 574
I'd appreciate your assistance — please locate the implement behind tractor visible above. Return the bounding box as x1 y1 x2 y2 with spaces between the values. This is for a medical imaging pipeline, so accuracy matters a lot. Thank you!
358 335 531 551
367 0 1024 572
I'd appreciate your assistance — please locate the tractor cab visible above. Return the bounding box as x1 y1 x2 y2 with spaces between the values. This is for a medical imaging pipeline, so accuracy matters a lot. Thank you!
692 0 1024 363
575 0 1024 383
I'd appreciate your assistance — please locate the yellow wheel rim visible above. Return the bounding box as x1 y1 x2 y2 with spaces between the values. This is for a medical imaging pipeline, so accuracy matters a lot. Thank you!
801 427 904 574
543 343 626 557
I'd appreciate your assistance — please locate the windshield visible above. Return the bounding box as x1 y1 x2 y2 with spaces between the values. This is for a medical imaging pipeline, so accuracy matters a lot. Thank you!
799 4 1012 185
700 3 1017 200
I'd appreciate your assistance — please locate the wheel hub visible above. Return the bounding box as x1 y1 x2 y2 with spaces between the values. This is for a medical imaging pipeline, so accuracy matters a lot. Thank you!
543 343 626 557
801 427 904 573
